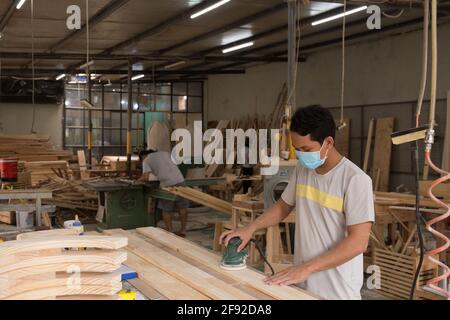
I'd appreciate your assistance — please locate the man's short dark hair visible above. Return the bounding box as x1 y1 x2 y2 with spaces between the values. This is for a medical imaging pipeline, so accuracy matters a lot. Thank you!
138 149 156 160
290 105 336 143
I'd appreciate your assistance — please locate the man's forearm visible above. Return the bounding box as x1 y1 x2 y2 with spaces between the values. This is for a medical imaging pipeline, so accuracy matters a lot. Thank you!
248 200 293 233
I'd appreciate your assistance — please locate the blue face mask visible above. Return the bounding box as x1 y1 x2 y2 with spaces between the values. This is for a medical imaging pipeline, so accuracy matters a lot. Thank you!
295 142 329 170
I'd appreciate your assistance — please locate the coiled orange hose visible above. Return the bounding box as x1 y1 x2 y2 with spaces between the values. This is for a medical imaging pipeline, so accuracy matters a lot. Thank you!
424 151 450 299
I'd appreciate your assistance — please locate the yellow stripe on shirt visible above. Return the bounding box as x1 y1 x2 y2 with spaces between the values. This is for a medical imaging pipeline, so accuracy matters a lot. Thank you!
296 184 344 213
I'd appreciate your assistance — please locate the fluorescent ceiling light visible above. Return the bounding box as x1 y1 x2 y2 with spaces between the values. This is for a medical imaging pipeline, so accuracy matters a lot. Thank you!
16 0 26 10
164 61 186 69
131 74 145 81
222 41 254 54
190 0 231 19
311 6 367 26
56 74 66 81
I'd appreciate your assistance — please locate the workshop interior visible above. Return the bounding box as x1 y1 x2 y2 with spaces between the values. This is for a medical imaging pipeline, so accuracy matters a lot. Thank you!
0 0 449 302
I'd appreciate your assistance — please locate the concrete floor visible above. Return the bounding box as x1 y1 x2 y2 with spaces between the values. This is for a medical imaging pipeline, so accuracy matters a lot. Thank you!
0 206 388 300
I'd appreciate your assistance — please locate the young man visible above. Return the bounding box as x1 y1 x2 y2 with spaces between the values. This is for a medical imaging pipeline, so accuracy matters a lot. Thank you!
138 149 189 237
220 105 375 300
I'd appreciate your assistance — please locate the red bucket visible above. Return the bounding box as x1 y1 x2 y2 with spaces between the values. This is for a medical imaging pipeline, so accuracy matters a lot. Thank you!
0 158 18 182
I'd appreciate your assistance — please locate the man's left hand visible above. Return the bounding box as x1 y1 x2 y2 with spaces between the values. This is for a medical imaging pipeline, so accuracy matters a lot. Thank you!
264 264 313 286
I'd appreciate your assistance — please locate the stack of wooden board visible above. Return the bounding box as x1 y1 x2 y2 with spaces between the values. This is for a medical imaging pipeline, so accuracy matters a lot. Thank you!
22 161 70 186
103 227 320 300
163 186 232 214
37 176 98 220
0 229 127 300
0 134 72 162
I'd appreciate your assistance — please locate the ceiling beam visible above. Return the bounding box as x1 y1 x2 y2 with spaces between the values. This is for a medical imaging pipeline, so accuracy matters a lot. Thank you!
312 0 424 9
99 0 221 55
168 5 356 74
209 13 448 72
156 2 287 56
0 51 289 63
47 0 131 53
110 1 287 71
0 68 246 76
0 0 20 34
64 0 221 71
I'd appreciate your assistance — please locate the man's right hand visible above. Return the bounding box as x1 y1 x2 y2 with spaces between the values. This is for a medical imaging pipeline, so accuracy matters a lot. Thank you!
219 225 255 252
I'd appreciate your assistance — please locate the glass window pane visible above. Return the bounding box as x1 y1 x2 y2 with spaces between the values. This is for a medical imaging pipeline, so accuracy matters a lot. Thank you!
188 96 202 113
172 95 187 112
111 112 121 128
65 128 84 146
65 109 84 127
104 92 121 110
155 95 171 111
173 82 187 96
188 82 202 96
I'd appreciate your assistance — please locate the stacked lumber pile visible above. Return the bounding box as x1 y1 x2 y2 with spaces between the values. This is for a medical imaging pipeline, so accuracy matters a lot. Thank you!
37 176 98 221
103 227 320 300
0 134 72 162
22 161 71 186
0 229 127 300
163 186 232 214
0 134 74 187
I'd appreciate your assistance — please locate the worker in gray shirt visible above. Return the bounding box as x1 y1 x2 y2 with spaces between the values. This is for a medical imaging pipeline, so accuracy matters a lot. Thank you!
138 149 189 237
221 105 375 300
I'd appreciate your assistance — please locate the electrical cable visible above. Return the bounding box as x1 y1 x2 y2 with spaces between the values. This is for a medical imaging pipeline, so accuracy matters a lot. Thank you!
409 141 426 299
249 239 275 276
409 0 429 300
382 9 405 18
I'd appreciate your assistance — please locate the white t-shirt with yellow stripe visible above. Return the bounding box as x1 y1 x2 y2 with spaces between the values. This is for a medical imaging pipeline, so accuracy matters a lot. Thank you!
281 157 375 300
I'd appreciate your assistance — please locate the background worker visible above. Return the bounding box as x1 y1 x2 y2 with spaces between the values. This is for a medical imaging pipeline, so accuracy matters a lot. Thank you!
220 105 375 300
138 149 190 237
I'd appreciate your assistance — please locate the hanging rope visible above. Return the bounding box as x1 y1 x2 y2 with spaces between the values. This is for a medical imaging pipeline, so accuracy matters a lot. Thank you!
85 0 90 91
30 0 36 133
338 0 347 130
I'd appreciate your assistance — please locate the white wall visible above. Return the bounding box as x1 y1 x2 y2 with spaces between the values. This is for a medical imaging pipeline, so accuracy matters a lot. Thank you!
206 22 450 120
0 103 63 148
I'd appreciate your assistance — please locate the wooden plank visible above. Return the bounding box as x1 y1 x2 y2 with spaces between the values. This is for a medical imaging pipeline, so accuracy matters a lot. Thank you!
0 236 127 260
0 212 15 225
125 250 208 300
363 118 375 173
136 227 320 300
77 150 90 180
103 229 254 300
127 278 167 300
372 118 394 191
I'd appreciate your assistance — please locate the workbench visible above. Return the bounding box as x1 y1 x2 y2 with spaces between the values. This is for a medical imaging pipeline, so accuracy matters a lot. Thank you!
0 189 53 227
101 227 321 300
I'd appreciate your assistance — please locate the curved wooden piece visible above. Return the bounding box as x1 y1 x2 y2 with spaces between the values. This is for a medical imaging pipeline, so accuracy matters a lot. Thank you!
6 284 122 300
1 273 121 299
0 262 120 282
16 229 81 240
0 236 127 262
0 250 126 273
